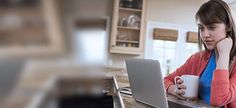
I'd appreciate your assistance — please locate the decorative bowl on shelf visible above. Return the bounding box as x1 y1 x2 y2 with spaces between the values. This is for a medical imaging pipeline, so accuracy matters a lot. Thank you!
127 15 140 28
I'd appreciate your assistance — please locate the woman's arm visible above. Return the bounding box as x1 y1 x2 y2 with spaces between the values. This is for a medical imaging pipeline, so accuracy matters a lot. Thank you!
164 52 202 96
211 38 234 106
216 54 229 70
210 69 236 106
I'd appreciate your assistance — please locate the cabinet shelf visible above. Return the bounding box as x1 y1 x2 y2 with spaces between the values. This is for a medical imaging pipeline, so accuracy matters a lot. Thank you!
119 7 142 12
117 26 140 30
110 48 143 55
116 40 139 43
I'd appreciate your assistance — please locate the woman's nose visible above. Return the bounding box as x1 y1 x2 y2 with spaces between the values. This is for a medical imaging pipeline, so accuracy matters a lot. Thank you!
201 30 210 38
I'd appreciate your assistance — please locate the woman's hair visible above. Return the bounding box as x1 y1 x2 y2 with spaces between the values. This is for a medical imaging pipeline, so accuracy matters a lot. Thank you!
195 0 236 61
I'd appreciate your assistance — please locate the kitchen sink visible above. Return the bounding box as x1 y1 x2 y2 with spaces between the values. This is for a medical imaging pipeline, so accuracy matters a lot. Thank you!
32 75 124 108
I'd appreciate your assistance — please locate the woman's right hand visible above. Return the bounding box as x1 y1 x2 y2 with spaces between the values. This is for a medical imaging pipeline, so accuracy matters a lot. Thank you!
168 79 186 100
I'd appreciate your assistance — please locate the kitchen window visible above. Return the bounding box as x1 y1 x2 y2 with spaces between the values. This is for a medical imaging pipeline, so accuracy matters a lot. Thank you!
153 40 176 76
152 28 178 76
185 31 199 61
146 22 199 77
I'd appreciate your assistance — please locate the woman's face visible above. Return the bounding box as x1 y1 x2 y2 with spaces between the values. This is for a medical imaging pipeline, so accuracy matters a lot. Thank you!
197 19 228 50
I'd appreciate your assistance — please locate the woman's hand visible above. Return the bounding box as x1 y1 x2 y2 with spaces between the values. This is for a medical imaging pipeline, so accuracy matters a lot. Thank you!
168 79 186 100
216 37 232 70
216 37 233 57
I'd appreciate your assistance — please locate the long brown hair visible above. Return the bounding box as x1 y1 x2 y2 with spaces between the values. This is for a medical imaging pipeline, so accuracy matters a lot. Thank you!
195 0 236 62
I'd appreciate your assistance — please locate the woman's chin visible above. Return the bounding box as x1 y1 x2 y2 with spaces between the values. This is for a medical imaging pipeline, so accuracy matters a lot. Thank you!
206 46 215 50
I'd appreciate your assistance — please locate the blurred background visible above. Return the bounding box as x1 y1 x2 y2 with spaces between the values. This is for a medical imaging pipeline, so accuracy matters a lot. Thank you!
0 0 236 107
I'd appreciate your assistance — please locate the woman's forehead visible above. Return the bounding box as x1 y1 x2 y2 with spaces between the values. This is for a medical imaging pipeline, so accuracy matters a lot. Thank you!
196 18 224 26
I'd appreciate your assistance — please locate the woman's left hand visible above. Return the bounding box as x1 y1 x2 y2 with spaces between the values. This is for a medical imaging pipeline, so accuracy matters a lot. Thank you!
216 37 233 56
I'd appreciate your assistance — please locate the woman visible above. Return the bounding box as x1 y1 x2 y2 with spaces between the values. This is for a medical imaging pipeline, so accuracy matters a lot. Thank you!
164 0 236 107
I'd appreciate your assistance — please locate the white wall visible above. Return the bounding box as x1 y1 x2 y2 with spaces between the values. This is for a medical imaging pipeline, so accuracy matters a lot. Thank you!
147 0 205 25
58 0 113 17
230 3 236 16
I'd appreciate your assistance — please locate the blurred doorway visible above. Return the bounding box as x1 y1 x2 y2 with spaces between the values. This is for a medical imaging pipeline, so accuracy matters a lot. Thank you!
69 17 110 66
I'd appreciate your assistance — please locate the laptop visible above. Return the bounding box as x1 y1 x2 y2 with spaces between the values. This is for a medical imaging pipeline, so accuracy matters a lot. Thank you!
125 59 168 108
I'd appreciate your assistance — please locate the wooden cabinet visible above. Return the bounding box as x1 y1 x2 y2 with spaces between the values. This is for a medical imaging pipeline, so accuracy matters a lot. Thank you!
110 0 146 55
0 0 64 57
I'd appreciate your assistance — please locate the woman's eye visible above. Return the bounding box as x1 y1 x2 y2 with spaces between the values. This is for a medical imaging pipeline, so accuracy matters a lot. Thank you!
208 26 216 30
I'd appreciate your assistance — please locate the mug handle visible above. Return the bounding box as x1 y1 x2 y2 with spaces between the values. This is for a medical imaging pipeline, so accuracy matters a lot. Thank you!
174 76 181 89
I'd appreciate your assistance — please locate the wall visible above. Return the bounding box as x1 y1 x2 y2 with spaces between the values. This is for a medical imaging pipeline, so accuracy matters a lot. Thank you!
147 0 205 25
230 3 236 15
58 0 113 17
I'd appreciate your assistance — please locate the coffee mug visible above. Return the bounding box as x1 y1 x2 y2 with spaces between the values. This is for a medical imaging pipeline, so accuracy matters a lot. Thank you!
174 75 199 99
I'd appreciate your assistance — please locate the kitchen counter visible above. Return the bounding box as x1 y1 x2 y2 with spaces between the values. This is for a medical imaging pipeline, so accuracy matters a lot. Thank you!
2 65 216 108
